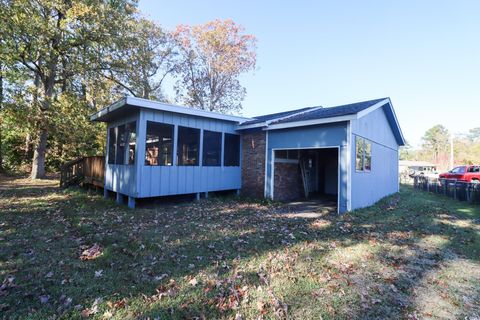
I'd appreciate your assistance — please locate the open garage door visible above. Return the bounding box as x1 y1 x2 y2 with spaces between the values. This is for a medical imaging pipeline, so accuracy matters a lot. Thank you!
272 147 339 213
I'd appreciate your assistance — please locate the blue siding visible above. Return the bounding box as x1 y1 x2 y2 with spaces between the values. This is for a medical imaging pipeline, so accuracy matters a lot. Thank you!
104 113 140 197
266 122 349 213
136 109 241 198
350 106 399 210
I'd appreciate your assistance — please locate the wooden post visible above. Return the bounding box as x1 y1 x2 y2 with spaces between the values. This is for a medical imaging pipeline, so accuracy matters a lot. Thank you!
204 192 209 199
116 192 124 204
195 193 200 201
128 196 136 209
453 182 457 200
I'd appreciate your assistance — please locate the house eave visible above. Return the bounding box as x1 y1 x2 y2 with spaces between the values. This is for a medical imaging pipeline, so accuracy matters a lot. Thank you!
90 96 251 123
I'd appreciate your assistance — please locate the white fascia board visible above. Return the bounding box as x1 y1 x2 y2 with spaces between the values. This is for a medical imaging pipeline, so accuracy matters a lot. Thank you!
236 122 268 130
356 98 406 146
126 97 251 123
265 106 322 125
90 97 126 121
385 97 407 146
264 114 356 131
356 98 390 118
90 96 251 123
237 106 322 131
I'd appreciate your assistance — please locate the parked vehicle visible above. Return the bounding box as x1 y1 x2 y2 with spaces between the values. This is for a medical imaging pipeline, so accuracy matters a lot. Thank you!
439 165 480 183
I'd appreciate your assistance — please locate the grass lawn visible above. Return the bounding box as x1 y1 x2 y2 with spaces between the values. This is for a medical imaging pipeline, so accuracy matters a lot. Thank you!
1 175 479 319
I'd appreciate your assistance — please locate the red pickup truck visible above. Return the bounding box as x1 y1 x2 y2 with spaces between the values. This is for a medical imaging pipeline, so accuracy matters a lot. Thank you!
439 165 480 183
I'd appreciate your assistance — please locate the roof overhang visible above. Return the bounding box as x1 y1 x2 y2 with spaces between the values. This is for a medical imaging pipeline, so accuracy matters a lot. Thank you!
356 98 406 146
90 96 251 123
236 97 406 146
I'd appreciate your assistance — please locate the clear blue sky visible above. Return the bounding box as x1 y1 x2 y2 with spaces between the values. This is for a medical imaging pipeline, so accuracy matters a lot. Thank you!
138 0 480 147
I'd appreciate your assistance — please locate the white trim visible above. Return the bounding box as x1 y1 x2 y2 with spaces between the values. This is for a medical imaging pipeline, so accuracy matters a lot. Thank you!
270 146 341 215
263 131 269 198
356 98 406 146
91 96 251 123
265 106 322 125
347 120 352 211
237 106 322 131
356 98 389 118
270 148 274 200
264 115 356 131
385 98 407 146
237 122 267 130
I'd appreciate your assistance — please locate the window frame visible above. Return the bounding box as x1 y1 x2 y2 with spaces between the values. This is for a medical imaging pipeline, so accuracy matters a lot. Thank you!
126 121 136 165
355 136 372 173
145 121 174 166
274 149 300 163
108 127 117 165
224 133 241 167
177 126 200 166
202 130 222 167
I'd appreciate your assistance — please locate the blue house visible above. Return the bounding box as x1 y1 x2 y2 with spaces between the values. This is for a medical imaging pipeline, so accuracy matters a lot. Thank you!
91 96 405 213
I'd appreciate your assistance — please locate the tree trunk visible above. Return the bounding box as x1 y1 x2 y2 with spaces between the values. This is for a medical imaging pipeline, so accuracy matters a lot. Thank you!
30 128 48 179
0 62 4 172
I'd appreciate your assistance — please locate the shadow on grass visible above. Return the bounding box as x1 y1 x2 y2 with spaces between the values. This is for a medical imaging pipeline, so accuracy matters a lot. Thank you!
0 179 479 319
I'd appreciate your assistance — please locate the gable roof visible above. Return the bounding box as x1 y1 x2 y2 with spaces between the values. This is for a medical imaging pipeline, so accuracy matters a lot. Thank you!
90 96 250 123
269 98 386 125
237 98 406 146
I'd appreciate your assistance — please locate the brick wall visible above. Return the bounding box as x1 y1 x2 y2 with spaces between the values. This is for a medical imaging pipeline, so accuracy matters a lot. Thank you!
273 162 303 201
241 131 266 198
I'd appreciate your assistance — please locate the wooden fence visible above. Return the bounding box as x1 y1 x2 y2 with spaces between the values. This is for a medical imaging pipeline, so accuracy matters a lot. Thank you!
60 156 105 188
413 176 480 204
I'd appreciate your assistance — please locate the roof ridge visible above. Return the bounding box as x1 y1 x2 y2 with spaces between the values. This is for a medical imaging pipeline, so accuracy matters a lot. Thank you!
266 106 323 125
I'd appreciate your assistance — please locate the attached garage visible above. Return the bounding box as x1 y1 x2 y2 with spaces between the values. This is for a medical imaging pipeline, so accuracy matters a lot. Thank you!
238 98 405 214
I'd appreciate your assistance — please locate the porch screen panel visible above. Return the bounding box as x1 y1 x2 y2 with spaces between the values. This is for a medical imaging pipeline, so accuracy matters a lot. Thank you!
126 121 136 165
145 121 174 166
178 126 200 166
115 124 126 165
224 133 240 166
203 130 222 166
108 127 116 164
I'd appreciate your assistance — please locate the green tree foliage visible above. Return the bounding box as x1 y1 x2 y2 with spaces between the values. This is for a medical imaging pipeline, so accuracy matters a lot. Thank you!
106 18 177 100
0 0 138 178
421 125 450 164
1 9 258 176
172 19 257 114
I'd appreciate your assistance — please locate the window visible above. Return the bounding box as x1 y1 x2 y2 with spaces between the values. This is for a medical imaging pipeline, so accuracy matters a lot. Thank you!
356 136 372 172
451 166 466 174
467 166 479 173
224 133 240 166
108 127 116 164
126 122 136 165
115 125 126 165
145 121 174 166
275 149 299 161
178 126 200 166
203 130 222 166
108 122 137 165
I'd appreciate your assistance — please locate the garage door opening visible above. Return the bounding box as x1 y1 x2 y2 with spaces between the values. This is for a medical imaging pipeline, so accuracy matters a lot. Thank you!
273 147 339 212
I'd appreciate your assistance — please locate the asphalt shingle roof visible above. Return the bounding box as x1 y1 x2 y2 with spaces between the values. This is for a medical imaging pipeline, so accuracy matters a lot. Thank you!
239 98 388 127
240 107 317 126
270 98 388 125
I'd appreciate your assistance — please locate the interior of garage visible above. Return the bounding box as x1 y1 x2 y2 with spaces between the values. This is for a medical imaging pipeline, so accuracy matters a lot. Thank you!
273 148 339 208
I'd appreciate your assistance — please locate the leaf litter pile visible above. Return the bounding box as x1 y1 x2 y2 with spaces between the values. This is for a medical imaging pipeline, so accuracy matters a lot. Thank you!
0 175 479 319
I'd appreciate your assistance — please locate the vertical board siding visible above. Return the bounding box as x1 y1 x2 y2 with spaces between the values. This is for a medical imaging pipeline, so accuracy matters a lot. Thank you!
137 109 241 198
351 106 400 210
266 122 348 213
104 113 140 197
